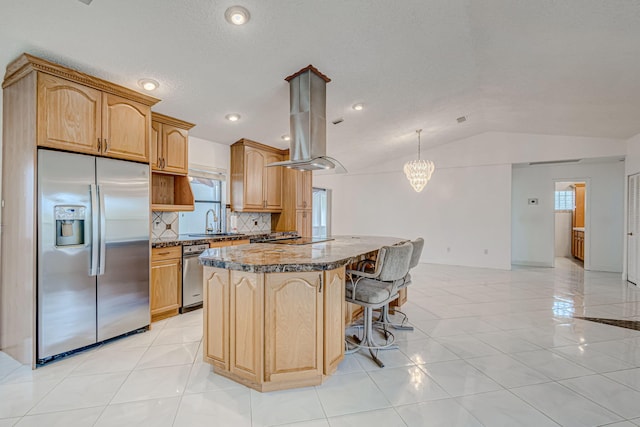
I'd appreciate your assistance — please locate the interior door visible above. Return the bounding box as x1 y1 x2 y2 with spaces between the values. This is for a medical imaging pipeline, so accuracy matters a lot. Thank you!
628 174 639 285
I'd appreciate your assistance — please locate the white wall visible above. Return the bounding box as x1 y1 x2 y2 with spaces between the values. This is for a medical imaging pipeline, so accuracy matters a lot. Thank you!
316 132 627 271
554 212 573 258
512 161 624 272
316 164 512 269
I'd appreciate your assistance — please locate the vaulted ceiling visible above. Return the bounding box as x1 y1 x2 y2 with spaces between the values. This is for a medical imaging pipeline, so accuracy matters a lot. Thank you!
1 0 639 171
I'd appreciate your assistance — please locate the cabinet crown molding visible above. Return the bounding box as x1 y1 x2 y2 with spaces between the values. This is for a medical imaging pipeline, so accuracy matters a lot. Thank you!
152 112 195 130
3 53 160 106
232 138 287 155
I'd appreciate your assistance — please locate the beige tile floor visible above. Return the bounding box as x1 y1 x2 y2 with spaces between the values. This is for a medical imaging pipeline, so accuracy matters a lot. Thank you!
2 257 640 426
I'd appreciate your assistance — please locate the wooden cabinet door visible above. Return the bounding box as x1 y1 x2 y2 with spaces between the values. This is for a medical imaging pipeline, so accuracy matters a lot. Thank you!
150 258 181 318
230 271 263 383
244 147 266 210
296 171 312 210
151 121 162 171
296 210 312 237
162 125 189 175
204 267 229 370
264 271 322 383
575 184 585 228
37 74 102 154
102 93 150 162
264 152 283 210
323 267 344 375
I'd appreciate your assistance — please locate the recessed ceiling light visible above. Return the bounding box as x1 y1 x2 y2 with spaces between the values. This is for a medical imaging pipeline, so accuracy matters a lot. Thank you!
225 113 241 122
138 78 159 91
352 103 364 111
225 6 250 25
281 135 291 141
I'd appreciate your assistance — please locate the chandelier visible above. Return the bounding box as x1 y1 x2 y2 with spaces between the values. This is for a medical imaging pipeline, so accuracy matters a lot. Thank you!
404 129 435 192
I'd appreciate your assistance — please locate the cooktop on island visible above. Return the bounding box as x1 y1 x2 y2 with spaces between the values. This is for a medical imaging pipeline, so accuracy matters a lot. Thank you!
269 237 334 245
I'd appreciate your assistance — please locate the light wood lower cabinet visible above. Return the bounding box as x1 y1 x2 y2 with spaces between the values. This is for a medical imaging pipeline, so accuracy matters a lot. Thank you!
151 246 182 322
572 230 585 261
323 267 345 375
204 267 229 370
264 271 323 383
203 266 345 391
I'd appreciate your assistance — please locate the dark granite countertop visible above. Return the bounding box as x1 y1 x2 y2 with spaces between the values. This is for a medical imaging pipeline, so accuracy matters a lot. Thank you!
198 235 406 273
151 231 297 248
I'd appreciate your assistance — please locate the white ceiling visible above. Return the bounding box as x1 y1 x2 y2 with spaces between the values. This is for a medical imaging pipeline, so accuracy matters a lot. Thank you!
1 0 639 171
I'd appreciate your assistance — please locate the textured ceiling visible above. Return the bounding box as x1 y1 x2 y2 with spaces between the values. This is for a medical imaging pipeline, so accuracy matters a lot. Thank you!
1 0 639 171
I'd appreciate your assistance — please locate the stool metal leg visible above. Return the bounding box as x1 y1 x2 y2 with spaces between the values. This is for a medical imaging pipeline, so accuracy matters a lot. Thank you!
377 305 414 331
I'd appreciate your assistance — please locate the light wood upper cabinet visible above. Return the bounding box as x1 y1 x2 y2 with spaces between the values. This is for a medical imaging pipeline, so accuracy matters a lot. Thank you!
102 93 150 162
296 210 312 237
244 147 267 209
37 74 154 162
296 171 312 210
151 121 161 170
231 139 286 212
151 113 194 175
273 161 313 235
37 73 102 154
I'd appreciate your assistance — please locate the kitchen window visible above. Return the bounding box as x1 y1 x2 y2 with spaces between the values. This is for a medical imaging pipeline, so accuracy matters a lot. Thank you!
179 174 226 234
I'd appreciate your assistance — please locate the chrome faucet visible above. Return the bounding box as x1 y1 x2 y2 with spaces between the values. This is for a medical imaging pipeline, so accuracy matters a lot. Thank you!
205 209 218 234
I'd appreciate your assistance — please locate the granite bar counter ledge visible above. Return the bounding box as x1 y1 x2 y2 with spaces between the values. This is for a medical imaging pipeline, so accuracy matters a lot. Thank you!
199 235 405 392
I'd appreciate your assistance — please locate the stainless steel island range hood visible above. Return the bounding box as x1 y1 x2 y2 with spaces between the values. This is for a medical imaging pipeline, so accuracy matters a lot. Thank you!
267 65 346 173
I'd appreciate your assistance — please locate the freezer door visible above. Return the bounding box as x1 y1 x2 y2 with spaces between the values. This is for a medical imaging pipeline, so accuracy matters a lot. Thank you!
96 158 150 341
37 149 97 360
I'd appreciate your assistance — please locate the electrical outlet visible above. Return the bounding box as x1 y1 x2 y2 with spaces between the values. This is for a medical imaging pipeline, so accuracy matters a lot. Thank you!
165 223 172 230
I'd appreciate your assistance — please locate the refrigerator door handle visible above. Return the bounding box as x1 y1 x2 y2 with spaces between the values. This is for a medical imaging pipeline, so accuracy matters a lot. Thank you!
90 184 99 276
98 184 107 275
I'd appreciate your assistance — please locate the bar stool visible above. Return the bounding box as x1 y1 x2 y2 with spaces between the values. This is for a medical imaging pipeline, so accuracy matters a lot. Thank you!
378 237 424 331
345 242 413 367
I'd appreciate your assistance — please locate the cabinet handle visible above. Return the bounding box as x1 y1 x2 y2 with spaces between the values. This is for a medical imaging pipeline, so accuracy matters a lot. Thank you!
97 138 102 152
103 139 109 152
318 273 322 293
629 232 634 236
157 251 170 255
303 201 307 208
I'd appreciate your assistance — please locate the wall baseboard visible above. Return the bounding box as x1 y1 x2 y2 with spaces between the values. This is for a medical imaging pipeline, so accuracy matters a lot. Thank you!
511 260 554 268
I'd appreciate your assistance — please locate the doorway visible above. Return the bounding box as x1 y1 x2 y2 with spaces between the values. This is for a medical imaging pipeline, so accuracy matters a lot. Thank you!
312 187 331 238
628 173 640 285
554 181 586 268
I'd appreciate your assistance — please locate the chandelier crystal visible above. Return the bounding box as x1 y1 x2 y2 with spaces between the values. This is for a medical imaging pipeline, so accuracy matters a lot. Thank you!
404 129 435 192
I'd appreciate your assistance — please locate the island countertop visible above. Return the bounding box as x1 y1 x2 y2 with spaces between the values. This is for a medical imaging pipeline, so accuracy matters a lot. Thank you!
198 235 406 273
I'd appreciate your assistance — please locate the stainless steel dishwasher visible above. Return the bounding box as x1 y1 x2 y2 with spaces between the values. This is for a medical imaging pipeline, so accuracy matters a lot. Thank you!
181 243 209 313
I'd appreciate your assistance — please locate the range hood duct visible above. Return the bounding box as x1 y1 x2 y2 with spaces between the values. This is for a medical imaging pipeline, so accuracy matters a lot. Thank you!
267 65 346 173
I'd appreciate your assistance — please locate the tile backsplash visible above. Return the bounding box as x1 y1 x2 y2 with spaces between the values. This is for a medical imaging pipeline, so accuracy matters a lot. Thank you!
152 211 179 239
152 210 271 239
227 210 271 234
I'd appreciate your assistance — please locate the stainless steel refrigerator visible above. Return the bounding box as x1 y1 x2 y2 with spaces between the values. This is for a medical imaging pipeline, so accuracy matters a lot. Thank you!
37 149 150 362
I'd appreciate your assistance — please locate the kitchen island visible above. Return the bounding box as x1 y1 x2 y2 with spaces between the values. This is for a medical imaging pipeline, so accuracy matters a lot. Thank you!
199 235 405 392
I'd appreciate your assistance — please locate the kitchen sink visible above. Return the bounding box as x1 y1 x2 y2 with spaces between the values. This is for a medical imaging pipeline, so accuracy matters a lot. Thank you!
187 233 238 237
